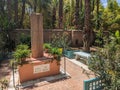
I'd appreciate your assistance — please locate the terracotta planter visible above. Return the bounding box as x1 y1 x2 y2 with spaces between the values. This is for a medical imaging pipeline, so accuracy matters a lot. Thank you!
21 58 26 62
53 54 58 59
18 59 60 83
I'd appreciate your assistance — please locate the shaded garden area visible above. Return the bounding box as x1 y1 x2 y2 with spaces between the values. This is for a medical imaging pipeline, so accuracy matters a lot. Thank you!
0 0 120 90
0 60 11 90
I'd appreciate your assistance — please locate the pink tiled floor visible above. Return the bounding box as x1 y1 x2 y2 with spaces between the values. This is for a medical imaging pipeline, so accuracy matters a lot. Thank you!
20 58 95 90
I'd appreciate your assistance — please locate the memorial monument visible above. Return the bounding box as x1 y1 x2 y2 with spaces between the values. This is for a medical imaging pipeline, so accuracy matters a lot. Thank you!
18 13 60 83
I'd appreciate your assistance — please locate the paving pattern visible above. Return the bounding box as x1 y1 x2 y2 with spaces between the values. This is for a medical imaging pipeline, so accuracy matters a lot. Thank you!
19 57 95 90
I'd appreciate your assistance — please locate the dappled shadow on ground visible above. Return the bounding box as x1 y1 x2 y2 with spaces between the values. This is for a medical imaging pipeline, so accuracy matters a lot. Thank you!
0 60 11 90
0 60 11 80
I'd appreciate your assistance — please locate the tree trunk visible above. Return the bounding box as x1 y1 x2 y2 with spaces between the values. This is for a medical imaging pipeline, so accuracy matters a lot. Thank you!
58 0 63 28
0 0 5 14
80 0 82 11
83 0 91 52
14 0 18 23
96 0 100 29
20 0 26 28
92 0 95 12
74 0 80 29
34 0 37 12
7 0 12 20
79 0 83 30
52 7 56 28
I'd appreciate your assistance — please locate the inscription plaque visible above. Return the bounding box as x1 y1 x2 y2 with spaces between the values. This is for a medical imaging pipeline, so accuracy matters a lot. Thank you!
34 64 50 74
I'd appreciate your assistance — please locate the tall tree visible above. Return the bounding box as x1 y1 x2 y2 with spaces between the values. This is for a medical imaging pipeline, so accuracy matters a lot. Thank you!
37 0 51 13
92 0 95 11
83 0 91 52
58 0 63 28
20 0 26 28
96 0 100 29
74 0 80 29
70 0 75 27
14 0 18 23
7 0 12 20
79 0 84 30
34 0 37 12
52 0 58 28
80 0 82 11
0 0 5 14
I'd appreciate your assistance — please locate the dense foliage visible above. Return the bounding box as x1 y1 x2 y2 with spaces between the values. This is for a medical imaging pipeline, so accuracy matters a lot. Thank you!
0 15 15 58
0 0 120 52
43 43 52 53
19 33 31 48
89 32 120 89
13 44 31 65
0 0 120 30
51 32 70 48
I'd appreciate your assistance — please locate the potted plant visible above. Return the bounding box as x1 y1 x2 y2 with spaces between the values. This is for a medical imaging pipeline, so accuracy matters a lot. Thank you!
43 43 51 53
13 44 31 65
50 47 62 64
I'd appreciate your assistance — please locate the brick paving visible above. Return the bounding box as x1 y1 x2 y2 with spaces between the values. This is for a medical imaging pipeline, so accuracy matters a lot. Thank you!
20 57 95 90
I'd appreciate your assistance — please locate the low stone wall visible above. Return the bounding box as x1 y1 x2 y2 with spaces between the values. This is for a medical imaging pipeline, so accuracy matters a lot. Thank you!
11 29 95 47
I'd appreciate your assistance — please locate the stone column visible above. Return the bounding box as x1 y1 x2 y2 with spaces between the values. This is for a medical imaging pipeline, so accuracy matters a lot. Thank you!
31 13 43 58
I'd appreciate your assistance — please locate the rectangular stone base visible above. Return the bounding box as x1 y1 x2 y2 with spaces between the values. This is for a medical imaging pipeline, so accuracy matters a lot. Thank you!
19 58 60 83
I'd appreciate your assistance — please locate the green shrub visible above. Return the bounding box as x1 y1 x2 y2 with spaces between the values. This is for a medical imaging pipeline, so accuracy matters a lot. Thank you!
51 48 60 55
0 15 16 52
95 30 104 47
51 32 70 49
13 44 31 65
115 30 120 44
50 47 62 62
43 43 51 52
89 35 120 89
16 44 29 50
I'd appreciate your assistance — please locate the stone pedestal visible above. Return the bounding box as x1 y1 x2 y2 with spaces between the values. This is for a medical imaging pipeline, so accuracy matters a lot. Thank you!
19 59 60 83
31 13 43 58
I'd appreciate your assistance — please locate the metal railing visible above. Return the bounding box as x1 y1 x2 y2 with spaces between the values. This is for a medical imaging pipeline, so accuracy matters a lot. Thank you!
84 77 104 90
